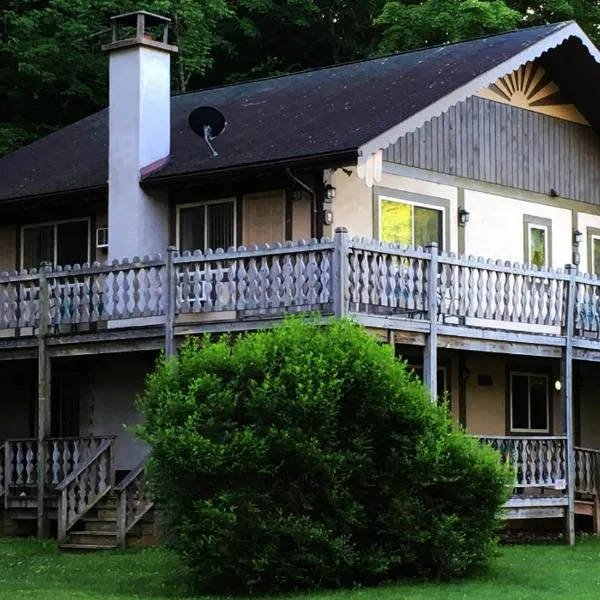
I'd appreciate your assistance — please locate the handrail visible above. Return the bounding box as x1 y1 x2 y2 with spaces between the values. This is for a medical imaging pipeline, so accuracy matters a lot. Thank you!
115 457 147 493
57 437 115 543
115 459 153 547
56 438 112 492
477 435 567 441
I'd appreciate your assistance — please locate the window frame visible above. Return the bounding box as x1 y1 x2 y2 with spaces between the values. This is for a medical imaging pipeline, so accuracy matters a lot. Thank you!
508 370 551 434
374 187 450 251
523 215 552 269
175 198 237 253
586 227 600 275
20 217 91 270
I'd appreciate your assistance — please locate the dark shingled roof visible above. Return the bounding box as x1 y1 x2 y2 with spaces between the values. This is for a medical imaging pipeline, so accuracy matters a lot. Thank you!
0 21 596 202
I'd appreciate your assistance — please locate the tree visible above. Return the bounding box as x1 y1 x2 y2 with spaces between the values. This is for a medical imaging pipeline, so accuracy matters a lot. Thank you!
375 0 521 54
137 318 510 593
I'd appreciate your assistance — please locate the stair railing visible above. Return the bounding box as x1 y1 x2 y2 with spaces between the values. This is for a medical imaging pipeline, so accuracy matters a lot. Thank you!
56 436 115 543
115 458 153 547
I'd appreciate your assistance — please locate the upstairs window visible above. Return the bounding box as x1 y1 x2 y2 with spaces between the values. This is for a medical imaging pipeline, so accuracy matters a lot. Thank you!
178 199 236 252
379 194 445 249
22 220 89 270
524 216 551 269
510 372 550 433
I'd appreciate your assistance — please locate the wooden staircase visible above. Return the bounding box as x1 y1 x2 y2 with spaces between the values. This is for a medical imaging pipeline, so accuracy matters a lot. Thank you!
0 437 154 549
60 492 156 551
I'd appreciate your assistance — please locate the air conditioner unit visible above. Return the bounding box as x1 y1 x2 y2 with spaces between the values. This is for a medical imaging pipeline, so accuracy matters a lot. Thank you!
96 227 109 250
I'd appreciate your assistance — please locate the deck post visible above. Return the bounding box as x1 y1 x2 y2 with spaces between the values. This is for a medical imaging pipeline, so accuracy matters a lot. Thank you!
423 242 438 402
36 263 51 538
563 264 576 546
164 246 177 357
332 227 349 318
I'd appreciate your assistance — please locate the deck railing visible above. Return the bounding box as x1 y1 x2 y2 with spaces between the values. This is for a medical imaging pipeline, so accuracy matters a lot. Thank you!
3 436 115 507
1 233 599 340
478 436 568 489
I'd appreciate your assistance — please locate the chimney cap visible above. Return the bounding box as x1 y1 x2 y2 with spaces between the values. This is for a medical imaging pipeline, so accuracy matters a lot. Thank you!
110 10 171 27
103 10 178 54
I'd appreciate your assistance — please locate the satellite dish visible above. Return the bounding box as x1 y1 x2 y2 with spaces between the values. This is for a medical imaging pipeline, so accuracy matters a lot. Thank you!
188 106 226 158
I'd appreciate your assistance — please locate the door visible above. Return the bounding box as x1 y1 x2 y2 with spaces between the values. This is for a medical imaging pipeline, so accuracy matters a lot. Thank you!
51 374 80 438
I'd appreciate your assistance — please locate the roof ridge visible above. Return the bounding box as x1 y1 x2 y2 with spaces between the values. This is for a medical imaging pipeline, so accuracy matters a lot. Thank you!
175 21 574 99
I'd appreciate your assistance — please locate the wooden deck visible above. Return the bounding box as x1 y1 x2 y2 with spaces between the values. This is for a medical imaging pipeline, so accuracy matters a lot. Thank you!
0 230 599 359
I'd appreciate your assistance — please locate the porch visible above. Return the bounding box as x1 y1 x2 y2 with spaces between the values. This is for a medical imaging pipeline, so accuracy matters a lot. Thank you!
1 227 600 544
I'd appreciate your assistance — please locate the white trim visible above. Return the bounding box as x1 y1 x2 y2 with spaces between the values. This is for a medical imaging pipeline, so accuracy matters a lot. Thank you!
20 217 91 269
527 222 549 269
509 371 550 434
175 197 237 252
358 22 599 185
378 195 445 248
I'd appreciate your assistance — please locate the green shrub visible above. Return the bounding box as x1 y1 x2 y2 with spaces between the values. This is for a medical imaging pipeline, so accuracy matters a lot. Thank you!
137 318 509 593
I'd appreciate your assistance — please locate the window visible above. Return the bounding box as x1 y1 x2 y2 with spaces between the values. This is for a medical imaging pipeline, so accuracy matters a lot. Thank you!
510 372 549 433
524 216 551 269
178 200 235 252
21 219 89 270
380 197 444 249
590 234 600 275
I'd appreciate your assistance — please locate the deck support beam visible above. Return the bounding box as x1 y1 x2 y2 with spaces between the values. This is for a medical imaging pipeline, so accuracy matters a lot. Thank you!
563 264 576 546
37 264 51 538
423 243 438 401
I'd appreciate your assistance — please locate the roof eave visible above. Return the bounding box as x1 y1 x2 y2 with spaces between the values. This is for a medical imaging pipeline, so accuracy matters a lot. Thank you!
141 149 359 188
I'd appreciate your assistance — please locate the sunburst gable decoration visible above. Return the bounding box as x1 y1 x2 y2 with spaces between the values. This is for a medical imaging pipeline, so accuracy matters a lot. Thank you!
476 62 589 126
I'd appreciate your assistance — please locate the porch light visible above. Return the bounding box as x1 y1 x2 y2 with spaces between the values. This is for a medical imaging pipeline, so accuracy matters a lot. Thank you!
324 183 336 201
554 380 562 391
573 230 583 246
458 208 470 226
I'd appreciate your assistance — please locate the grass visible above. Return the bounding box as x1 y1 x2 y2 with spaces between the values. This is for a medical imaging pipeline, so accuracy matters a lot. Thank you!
1 537 600 599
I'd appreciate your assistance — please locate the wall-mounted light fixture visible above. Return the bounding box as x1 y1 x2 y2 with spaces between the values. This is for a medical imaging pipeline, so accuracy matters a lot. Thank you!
324 183 336 201
573 229 583 267
458 208 470 226
323 209 334 226
554 380 562 392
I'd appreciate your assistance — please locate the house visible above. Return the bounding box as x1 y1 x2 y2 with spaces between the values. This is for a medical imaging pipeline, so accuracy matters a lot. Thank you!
2 10 600 548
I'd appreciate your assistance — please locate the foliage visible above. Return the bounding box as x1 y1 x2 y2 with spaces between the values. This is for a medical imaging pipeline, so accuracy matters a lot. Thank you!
137 318 509 594
375 0 521 54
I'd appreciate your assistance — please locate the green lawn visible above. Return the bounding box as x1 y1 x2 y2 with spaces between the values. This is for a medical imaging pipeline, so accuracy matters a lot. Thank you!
1 537 600 600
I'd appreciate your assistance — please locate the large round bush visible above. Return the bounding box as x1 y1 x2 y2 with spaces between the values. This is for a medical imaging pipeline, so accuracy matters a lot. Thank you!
137 318 509 593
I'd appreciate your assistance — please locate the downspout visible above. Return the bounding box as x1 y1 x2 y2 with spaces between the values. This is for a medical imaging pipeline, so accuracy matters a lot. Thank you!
285 168 317 238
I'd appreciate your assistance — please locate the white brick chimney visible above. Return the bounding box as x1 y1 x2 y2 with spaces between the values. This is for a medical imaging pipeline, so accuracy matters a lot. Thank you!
103 11 178 260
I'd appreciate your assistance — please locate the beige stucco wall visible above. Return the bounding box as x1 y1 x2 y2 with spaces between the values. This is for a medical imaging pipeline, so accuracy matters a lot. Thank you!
292 195 311 242
79 352 154 471
464 353 563 436
0 225 16 272
464 189 572 268
243 190 285 247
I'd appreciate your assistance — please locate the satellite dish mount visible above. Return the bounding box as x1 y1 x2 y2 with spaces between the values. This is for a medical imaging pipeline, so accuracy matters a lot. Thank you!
188 106 227 159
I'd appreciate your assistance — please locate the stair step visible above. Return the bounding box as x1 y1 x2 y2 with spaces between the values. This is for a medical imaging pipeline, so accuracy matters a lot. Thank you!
60 543 118 552
81 518 117 532
68 531 118 546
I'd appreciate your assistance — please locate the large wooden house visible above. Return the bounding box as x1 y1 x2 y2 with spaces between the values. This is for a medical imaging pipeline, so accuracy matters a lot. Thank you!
1 12 600 548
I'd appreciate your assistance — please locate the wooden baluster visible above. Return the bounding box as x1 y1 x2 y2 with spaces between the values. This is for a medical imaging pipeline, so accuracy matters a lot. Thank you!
319 250 331 305
293 251 307 308
359 251 370 308
52 441 60 485
15 442 24 486
25 441 35 486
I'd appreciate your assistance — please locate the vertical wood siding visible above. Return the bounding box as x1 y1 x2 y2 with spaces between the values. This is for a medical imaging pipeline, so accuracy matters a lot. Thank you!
384 96 600 206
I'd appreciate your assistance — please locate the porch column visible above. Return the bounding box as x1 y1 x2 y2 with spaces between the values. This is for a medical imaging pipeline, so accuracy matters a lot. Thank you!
37 263 51 537
563 264 576 546
423 243 438 401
